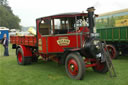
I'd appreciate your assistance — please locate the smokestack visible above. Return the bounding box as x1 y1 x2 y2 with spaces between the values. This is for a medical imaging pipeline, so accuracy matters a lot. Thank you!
87 7 95 33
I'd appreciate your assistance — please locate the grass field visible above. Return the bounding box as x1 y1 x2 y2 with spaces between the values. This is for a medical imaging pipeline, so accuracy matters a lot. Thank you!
0 45 128 85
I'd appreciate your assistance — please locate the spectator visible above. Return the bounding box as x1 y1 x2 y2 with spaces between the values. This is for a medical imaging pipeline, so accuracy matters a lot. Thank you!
1 34 9 56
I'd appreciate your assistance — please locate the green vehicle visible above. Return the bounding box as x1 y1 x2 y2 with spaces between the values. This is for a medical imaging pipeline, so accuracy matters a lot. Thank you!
96 8 128 59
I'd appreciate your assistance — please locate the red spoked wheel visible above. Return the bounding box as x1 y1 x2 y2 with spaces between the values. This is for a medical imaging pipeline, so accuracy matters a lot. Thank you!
68 59 79 76
92 61 108 73
65 52 85 80
106 45 117 59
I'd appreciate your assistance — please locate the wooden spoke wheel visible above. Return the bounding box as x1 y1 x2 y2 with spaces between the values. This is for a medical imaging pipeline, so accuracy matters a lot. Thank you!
65 52 85 80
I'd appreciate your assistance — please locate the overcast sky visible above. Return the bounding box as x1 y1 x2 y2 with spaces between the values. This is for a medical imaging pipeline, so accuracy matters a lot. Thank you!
8 0 128 27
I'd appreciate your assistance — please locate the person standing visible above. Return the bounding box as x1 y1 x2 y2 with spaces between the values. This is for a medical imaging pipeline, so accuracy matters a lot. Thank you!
2 34 9 56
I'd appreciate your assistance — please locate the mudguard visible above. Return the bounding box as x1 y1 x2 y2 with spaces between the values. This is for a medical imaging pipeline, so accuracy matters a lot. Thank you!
18 45 32 57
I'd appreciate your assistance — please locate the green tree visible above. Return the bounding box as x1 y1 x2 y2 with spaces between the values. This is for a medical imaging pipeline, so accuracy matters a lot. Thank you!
0 0 21 30
0 0 8 5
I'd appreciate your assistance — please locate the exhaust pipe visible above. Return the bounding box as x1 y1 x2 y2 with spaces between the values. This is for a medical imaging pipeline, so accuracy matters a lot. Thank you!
87 7 95 34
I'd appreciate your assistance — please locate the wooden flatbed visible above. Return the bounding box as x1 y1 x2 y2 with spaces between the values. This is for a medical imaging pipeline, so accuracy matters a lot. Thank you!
10 36 37 47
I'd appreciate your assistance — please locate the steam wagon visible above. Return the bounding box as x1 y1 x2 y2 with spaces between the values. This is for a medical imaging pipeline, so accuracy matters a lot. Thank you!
10 7 110 80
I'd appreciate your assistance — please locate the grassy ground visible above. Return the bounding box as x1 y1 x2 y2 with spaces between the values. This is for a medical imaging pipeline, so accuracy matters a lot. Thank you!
0 45 128 85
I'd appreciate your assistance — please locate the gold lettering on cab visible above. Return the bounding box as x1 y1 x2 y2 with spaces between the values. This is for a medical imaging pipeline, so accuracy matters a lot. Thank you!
57 37 70 46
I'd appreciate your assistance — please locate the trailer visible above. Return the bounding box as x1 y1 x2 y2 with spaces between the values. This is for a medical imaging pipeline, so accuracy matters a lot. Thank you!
96 8 128 59
10 7 115 80
97 26 128 59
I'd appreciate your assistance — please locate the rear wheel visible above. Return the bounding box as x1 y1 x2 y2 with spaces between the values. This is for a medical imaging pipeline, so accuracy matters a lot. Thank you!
92 61 108 73
65 52 85 80
17 48 32 65
106 44 117 59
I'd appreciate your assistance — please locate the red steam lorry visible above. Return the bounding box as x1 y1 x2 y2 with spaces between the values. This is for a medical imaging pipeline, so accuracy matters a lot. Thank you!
10 7 111 80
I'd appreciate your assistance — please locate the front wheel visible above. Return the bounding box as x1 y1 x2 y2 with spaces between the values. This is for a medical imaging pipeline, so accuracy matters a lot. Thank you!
65 52 85 80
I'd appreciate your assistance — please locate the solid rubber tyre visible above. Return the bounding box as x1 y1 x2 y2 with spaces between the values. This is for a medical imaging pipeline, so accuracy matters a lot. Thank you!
65 52 85 80
17 48 32 65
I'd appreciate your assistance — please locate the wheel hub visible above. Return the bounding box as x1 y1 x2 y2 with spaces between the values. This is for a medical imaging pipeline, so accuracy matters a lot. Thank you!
68 58 79 76
70 64 75 71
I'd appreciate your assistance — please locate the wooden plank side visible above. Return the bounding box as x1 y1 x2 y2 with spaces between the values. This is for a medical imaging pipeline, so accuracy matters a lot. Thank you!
10 36 37 47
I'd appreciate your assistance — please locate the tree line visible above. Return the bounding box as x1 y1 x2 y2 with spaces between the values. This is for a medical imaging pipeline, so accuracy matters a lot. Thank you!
0 0 21 30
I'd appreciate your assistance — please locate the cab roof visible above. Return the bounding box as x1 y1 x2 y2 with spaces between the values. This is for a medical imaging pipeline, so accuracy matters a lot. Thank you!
36 12 88 20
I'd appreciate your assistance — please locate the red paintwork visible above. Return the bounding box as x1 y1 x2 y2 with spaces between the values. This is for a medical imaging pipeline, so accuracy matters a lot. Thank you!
68 58 78 76
41 37 47 53
84 58 97 68
37 26 89 54
84 58 105 68
19 45 32 57
10 36 37 47
94 62 105 71
85 63 97 68
41 35 82 53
